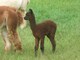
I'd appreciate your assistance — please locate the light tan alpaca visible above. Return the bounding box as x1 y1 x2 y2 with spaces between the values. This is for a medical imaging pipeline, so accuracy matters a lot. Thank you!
0 6 24 52
0 0 30 29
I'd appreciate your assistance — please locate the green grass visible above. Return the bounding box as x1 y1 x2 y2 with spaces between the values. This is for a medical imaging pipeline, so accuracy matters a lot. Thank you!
0 0 80 60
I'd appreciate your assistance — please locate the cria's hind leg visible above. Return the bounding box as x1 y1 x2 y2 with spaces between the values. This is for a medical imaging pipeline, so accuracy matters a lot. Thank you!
47 34 56 52
40 37 45 54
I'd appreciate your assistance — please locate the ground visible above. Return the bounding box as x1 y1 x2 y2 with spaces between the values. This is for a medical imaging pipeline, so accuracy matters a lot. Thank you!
0 0 80 60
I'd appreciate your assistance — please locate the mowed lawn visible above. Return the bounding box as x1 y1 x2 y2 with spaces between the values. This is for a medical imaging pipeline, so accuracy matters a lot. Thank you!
0 0 80 60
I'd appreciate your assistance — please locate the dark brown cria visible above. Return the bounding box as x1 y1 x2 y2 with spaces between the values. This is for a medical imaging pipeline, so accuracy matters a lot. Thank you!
24 9 57 56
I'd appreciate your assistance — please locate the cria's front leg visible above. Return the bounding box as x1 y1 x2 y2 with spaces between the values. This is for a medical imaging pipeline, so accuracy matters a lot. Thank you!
40 37 45 54
34 38 39 56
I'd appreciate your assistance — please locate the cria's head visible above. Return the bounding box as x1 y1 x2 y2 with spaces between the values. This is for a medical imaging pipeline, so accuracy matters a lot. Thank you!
24 9 34 20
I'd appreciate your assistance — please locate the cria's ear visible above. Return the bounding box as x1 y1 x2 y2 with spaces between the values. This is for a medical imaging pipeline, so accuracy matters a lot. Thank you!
29 9 33 13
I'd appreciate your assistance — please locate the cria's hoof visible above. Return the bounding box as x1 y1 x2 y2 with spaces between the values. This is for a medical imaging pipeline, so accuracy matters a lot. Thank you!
52 49 55 53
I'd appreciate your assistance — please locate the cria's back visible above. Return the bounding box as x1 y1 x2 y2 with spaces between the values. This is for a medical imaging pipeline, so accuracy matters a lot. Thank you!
37 20 57 30
34 20 57 36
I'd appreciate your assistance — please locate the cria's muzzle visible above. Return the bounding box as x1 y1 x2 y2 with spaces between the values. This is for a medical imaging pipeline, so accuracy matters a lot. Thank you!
24 15 29 20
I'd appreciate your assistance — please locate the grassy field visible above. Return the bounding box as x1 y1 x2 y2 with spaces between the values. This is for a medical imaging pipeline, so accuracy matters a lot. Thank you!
0 0 80 60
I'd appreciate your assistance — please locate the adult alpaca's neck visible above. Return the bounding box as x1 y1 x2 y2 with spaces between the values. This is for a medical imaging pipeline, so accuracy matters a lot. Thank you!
29 14 36 31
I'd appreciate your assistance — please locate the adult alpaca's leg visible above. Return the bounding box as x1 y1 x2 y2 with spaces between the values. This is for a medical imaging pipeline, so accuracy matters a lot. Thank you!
7 30 22 51
34 38 39 56
13 32 22 51
1 29 11 52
